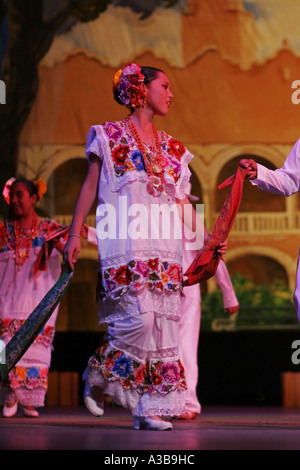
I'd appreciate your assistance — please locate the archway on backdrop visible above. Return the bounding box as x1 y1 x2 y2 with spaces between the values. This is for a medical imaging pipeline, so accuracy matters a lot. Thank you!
47 158 97 216
189 168 203 206
227 253 288 286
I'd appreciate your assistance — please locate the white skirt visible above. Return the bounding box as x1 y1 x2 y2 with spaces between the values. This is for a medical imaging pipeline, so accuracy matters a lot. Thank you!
86 311 186 417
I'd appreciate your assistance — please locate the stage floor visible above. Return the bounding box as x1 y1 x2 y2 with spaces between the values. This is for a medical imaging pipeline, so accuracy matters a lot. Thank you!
1 405 300 451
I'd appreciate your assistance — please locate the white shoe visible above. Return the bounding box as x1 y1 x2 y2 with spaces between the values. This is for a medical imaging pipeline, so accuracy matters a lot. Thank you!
3 400 18 418
84 395 104 417
133 416 173 431
23 407 39 418
83 381 104 417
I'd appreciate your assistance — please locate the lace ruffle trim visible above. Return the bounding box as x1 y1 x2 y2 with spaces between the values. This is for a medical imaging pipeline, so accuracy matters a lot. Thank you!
110 337 179 363
98 287 182 323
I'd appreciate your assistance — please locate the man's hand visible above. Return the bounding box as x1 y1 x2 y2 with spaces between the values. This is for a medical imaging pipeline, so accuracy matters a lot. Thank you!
239 158 258 179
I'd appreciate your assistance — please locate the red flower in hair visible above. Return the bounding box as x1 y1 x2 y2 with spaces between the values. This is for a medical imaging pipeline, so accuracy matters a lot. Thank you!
113 63 145 109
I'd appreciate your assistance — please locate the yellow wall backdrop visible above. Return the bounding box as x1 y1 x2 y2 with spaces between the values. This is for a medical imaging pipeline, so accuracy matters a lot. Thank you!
18 0 300 331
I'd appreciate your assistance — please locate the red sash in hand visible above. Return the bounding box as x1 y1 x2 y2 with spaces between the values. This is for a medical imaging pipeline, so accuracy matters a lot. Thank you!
183 167 246 286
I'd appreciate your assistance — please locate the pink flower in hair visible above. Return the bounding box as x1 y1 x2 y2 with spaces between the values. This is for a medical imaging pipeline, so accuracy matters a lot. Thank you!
2 177 16 204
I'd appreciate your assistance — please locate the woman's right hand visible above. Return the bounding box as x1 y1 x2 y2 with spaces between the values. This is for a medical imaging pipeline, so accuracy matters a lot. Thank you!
63 236 81 270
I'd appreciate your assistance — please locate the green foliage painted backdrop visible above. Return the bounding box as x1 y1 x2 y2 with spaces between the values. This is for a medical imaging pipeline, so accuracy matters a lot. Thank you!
201 273 297 331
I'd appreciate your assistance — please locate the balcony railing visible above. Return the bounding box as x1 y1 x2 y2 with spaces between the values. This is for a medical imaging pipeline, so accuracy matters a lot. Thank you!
54 211 300 236
215 211 300 235
230 212 290 234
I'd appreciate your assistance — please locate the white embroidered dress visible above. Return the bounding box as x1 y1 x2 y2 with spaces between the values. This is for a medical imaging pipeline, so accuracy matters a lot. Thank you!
85 120 192 416
0 219 62 407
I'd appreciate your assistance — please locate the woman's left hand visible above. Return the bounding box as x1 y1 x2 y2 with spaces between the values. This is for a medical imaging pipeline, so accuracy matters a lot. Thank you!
63 236 81 270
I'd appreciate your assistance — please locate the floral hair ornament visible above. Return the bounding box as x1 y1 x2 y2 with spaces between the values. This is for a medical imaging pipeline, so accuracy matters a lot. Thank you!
113 63 146 109
2 177 47 204
113 69 122 89
2 177 16 204
33 178 47 201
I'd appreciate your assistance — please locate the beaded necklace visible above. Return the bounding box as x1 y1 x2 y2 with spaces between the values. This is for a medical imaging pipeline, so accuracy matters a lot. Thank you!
126 116 166 195
14 213 38 270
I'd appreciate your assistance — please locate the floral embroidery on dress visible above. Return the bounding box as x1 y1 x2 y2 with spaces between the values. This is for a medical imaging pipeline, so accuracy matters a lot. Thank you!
0 222 8 250
0 219 63 255
0 318 55 348
9 365 48 391
148 359 186 395
97 258 183 302
89 341 186 395
103 121 187 185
